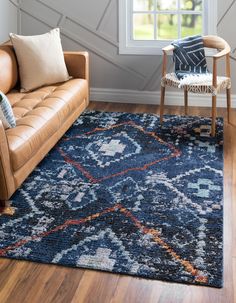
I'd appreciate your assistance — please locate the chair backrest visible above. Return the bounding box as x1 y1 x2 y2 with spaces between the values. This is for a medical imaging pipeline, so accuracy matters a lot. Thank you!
203 35 230 52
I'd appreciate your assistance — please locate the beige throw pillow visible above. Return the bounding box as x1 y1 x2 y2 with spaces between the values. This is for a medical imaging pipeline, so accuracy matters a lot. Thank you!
9 28 70 92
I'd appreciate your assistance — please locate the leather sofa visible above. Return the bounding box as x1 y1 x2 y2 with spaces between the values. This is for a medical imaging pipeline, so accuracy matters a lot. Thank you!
0 43 89 205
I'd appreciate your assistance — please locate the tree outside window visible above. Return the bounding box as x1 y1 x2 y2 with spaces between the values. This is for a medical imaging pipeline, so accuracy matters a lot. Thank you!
133 0 204 41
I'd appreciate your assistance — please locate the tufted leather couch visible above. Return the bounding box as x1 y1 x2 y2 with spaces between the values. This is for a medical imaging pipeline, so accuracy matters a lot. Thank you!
0 43 89 204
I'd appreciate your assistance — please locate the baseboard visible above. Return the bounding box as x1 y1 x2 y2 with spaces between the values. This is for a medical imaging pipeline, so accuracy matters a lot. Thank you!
90 88 236 108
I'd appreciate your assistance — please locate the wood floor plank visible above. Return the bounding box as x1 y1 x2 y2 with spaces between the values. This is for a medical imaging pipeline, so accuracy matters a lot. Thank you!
0 259 19 288
232 133 236 258
41 267 85 303
0 260 31 303
110 277 164 303
2 262 56 303
233 257 236 303
0 102 235 303
71 270 119 303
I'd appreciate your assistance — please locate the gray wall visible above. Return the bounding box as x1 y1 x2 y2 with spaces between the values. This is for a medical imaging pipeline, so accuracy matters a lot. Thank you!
10 0 236 99
0 0 17 43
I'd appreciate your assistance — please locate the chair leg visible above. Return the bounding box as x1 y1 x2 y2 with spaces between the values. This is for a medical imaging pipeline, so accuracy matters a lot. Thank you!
184 89 188 115
226 88 231 123
211 95 217 137
160 86 165 124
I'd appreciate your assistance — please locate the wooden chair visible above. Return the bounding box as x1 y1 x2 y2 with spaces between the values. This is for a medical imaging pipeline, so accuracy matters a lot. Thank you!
160 36 231 136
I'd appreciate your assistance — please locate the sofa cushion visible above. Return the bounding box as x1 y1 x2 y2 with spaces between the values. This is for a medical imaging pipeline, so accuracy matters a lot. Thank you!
6 79 88 171
10 28 70 92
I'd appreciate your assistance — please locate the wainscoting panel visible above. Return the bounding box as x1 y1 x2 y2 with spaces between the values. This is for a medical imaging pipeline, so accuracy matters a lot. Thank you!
9 0 236 106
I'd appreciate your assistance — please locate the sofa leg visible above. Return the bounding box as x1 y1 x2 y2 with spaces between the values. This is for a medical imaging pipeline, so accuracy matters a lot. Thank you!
0 200 6 208
0 200 15 215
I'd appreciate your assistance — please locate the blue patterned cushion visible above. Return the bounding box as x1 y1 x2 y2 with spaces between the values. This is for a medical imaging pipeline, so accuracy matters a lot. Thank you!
0 91 16 129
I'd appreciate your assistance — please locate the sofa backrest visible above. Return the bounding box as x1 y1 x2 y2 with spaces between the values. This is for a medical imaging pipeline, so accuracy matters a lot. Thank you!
0 44 18 94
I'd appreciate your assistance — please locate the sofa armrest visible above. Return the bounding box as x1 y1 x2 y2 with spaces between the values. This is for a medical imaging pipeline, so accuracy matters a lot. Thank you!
0 120 15 200
64 51 89 105
64 51 89 81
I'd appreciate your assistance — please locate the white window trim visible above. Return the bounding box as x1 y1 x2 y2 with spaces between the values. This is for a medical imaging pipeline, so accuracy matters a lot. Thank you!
119 0 217 55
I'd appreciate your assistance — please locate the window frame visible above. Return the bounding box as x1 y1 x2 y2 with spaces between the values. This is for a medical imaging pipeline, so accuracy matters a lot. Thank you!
119 0 217 55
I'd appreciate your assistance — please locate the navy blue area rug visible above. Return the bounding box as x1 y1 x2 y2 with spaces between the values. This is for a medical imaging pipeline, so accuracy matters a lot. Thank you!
0 111 223 287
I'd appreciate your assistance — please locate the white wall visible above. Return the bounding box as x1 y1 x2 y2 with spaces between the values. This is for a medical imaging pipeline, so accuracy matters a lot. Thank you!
10 0 236 106
0 0 18 43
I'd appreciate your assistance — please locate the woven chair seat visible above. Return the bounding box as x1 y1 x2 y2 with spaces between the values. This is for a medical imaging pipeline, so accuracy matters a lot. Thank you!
161 73 231 95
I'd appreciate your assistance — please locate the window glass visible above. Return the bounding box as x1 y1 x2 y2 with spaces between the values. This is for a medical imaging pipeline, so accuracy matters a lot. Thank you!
133 14 154 40
157 0 177 11
157 15 178 40
133 0 154 11
181 14 203 37
180 0 202 11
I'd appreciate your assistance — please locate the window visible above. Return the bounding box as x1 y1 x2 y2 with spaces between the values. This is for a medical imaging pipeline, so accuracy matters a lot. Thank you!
119 0 217 55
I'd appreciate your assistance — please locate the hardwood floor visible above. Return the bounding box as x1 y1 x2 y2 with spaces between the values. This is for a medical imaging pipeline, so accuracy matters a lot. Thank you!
0 101 235 303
